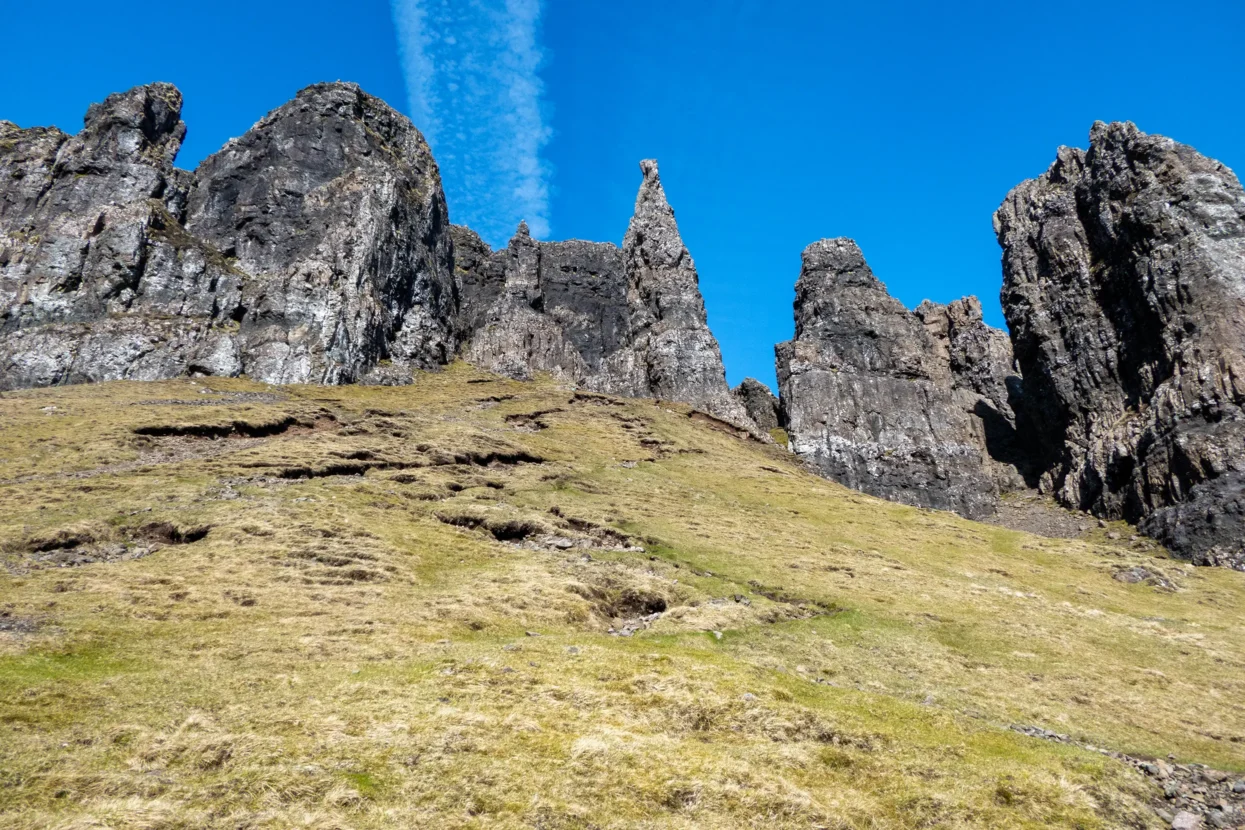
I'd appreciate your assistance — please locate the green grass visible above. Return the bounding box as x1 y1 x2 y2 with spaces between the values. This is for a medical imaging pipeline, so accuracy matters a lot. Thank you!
0 365 1239 828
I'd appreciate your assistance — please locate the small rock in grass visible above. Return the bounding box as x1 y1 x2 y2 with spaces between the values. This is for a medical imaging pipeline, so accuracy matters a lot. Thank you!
1171 810 1202 830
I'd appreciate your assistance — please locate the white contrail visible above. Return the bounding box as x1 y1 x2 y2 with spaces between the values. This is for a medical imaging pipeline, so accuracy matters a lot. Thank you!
390 0 552 245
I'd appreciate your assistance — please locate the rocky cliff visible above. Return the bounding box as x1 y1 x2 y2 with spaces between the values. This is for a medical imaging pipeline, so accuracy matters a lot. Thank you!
995 121 1245 567
7 85 1244 566
1 82 454 387
454 160 750 428
775 239 1020 519
1 85 748 430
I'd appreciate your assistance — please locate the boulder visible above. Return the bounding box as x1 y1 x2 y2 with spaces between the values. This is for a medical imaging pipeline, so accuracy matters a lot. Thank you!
732 378 781 432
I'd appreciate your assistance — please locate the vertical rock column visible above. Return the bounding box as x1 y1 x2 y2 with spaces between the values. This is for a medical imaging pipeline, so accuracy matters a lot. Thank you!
995 121 1245 566
622 159 751 428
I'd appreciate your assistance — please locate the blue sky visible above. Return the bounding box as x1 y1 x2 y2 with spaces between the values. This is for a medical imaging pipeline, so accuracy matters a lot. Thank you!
3 1 1242 389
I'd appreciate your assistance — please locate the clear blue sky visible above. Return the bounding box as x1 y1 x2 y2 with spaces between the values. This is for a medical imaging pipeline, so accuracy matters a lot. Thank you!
3 1 1242 390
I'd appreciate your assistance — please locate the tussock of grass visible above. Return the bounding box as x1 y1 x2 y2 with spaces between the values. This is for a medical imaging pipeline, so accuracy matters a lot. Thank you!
1 364 1240 828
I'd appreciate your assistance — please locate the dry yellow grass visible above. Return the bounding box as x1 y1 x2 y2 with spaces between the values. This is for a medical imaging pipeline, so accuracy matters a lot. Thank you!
1 364 1241 828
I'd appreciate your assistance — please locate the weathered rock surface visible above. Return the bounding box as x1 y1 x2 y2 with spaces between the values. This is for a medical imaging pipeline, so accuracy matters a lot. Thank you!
775 239 1018 518
457 222 639 391
622 160 750 427
1 82 454 389
186 82 455 384
995 121 1245 567
915 296 1030 490
455 160 752 429
732 378 781 432
0 85 752 430
0 83 242 387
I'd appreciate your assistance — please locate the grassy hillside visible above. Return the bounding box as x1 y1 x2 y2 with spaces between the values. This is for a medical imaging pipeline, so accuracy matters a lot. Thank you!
1 366 1242 829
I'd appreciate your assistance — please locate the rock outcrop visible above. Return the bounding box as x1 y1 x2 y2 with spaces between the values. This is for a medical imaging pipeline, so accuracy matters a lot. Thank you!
622 160 750 427
775 239 1019 518
0 83 238 387
185 82 456 384
1 82 453 388
995 121 1245 567
456 223 639 392
1 85 750 428
455 160 751 429
732 378 781 432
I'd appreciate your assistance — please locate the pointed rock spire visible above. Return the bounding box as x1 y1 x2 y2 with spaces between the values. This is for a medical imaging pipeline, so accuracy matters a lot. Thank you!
622 159 752 429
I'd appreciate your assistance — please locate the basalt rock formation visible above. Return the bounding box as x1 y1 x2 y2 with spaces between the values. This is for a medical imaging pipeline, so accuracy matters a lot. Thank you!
732 378 781 432
775 239 1021 519
1 85 749 431
0 82 454 388
0 83 234 387
454 160 750 429
184 82 456 384
996 121 1245 568
10 85 1245 565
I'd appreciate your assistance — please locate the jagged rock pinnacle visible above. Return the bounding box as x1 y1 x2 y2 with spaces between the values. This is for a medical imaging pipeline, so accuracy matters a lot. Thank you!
995 120 1245 567
776 238 1020 519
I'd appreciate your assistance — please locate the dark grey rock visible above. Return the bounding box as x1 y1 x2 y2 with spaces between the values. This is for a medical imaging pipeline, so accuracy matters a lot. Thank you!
0 84 242 388
622 160 751 427
775 239 1010 518
1 82 454 390
450 224 505 338
732 378 780 432
915 297 1031 490
0 85 756 434
995 121 1245 567
454 160 754 430
186 81 455 384
459 221 639 390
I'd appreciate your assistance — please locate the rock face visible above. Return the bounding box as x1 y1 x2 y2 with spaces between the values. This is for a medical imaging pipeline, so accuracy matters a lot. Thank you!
185 82 456 384
622 160 749 426
775 239 1019 518
732 378 781 432
1 82 453 388
995 121 1245 567
0 83 238 387
0 86 751 429
914 296 1031 490
456 160 751 429
457 222 639 392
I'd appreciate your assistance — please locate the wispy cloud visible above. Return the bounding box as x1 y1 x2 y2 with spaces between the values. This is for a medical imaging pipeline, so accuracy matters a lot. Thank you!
391 0 552 245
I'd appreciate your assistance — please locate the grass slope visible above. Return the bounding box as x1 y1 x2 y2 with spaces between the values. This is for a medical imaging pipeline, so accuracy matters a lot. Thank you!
1 366 1242 829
